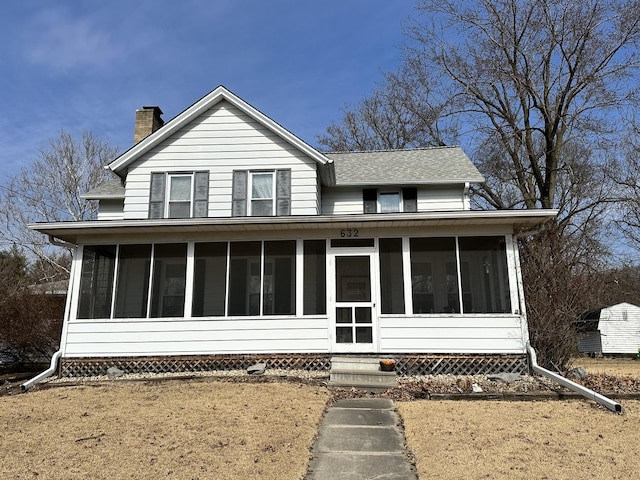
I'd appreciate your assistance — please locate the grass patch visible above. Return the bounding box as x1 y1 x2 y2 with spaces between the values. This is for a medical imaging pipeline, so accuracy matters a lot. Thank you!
573 357 640 378
399 399 640 479
0 379 329 479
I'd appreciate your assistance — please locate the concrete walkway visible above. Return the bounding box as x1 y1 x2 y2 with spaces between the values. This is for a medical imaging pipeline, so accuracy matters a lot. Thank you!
306 398 417 480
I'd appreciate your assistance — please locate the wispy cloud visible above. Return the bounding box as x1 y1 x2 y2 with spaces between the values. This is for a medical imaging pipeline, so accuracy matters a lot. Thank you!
21 6 136 72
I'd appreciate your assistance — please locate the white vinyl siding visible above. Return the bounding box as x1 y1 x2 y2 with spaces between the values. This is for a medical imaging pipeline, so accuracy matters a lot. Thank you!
597 303 640 354
321 185 467 215
96 200 124 220
123 101 319 219
379 315 527 353
63 317 329 356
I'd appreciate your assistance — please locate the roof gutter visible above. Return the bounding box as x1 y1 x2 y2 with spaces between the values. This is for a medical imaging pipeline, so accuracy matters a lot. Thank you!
48 235 76 249
526 343 621 413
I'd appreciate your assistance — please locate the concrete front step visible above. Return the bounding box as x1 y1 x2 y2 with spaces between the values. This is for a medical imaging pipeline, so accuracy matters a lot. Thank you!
329 356 397 390
330 356 387 370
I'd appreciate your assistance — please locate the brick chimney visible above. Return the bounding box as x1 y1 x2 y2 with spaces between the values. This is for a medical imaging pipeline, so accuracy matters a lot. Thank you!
133 106 164 144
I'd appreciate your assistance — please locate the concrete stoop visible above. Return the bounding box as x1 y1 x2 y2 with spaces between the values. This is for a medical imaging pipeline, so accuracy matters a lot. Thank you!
329 356 397 391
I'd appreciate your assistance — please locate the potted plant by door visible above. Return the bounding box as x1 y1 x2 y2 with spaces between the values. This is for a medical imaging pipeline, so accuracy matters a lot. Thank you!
379 358 396 372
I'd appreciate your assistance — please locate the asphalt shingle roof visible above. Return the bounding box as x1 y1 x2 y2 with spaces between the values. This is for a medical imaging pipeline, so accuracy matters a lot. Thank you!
82 179 125 199
325 146 484 185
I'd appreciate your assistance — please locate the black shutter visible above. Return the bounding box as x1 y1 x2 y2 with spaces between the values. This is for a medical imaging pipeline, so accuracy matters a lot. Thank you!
275 169 291 216
232 170 248 217
403 187 418 213
193 171 209 218
363 188 377 213
149 172 166 219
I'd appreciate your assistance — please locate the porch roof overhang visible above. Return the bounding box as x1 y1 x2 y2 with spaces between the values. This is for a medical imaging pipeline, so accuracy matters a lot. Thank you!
30 209 557 245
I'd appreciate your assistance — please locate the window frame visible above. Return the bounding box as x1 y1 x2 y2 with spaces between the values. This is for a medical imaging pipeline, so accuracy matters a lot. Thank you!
248 171 276 216
232 169 291 217
363 187 417 213
378 191 402 213
166 173 194 219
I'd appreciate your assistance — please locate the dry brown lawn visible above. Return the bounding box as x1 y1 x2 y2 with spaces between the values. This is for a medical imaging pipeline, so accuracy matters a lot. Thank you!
3 360 639 480
573 357 640 378
0 379 329 480
399 399 640 479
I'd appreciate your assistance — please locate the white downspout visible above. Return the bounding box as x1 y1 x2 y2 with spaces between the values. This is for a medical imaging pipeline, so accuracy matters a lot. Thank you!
21 350 61 392
21 239 78 391
513 228 621 413
527 343 621 413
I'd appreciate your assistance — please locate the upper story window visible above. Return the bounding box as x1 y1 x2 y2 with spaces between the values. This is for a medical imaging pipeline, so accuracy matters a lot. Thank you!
363 187 417 214
379 192 401 213
168 174 193 218
232 169 291 217
250 172 275 215
149 171 209 219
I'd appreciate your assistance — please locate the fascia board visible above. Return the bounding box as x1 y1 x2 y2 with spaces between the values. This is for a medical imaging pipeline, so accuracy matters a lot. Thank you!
30 209 558 238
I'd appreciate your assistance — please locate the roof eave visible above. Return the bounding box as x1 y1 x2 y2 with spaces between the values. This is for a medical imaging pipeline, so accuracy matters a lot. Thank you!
334 178 485 187
80 194 125 200
30 209 558 244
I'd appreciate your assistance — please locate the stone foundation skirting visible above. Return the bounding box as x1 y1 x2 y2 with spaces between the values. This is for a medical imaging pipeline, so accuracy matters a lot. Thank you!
60 353 528 377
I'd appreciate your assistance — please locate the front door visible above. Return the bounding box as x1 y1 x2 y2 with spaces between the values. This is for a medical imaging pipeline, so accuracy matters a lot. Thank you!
330 253 377 352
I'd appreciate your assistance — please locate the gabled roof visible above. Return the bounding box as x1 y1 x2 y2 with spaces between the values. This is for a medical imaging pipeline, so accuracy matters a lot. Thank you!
325 146 484 186
107 86 334 183
81 179 125 200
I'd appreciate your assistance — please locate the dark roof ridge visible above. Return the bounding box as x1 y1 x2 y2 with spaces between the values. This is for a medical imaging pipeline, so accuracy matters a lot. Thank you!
325 145 461 155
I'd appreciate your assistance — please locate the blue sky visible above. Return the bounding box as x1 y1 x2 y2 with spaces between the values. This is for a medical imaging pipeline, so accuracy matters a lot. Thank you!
0 1 416 181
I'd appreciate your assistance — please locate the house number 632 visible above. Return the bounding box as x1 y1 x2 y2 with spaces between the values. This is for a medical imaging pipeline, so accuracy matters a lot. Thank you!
340 229 359 237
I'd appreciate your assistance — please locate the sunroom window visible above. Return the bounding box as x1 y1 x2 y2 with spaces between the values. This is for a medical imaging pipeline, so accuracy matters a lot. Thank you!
150 243 187 317
410 237 459 314
192 242 228 317
114 244 152 318
458 237 511 313
227 241 296 316
77 245 116 319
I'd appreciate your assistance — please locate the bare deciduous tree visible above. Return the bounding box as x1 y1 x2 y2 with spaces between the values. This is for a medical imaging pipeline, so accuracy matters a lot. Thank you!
319 0 640 369
0 247 64 367
317 63 459 151
0 130 118 280
611 121 640 252
411 0 640 212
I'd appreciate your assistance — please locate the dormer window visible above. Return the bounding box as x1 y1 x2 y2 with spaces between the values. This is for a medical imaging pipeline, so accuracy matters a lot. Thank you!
363 188 417 214
149 171 209 219
379 192 401 213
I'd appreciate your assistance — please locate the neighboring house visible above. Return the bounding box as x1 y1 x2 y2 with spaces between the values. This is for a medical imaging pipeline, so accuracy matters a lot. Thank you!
577 302 640 356
31 86 556 376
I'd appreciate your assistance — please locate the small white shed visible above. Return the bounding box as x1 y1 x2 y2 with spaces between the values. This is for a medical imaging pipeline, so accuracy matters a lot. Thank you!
577 302 640 355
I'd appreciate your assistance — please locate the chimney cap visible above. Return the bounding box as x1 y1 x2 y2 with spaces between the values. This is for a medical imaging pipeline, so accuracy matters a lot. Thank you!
139 105 163 114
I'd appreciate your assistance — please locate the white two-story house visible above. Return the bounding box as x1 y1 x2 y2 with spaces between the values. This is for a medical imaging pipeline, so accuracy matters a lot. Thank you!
32 86 556 376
